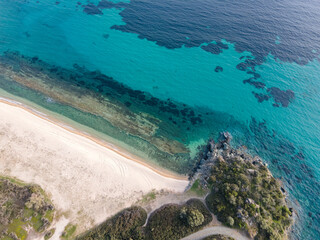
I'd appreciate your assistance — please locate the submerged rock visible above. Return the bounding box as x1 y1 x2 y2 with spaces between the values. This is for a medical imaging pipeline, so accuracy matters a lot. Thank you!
214 66 223 72
267 87 295 107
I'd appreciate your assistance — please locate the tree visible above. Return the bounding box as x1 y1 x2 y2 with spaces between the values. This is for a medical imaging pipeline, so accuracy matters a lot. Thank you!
228 194 237 205
180 207 205 227
226 216 234 227
187 209 205 227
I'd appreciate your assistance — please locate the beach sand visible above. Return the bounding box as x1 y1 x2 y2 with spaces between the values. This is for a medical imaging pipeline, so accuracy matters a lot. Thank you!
0 100 188 235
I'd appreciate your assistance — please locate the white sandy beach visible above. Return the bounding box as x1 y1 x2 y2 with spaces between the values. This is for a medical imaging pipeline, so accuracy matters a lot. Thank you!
0 100 188 235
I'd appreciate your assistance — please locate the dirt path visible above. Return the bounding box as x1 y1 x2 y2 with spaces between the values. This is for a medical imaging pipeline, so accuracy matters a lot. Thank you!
181 226 251 240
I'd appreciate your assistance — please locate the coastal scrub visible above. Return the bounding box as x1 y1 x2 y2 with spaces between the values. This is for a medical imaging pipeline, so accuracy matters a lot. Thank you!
198 133 293 239
0 176 55 240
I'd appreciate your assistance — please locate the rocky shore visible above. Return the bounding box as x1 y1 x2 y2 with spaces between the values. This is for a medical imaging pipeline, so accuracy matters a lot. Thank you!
191 132 268 188
191 132 293 240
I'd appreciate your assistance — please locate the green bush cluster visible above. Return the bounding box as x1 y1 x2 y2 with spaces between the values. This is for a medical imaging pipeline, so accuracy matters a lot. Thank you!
78 199 212 240
44 228 55 240
0 177 54 240
180 207 205 227
62 224 77 240
145 199 212 240
205 157 292 240
77 206 147 240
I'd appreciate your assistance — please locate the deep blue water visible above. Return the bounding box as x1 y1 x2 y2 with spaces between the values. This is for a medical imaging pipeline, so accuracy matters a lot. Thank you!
111 0 320 64
0 0 319 239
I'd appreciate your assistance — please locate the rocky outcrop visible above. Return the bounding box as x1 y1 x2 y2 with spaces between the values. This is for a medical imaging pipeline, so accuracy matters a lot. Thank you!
190 132 293 240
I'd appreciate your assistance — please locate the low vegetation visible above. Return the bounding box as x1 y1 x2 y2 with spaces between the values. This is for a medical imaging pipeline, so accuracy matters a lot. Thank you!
139 190 156 203
44 228 55 240
189 179 206 196
62 224 77 240
0 176 55 240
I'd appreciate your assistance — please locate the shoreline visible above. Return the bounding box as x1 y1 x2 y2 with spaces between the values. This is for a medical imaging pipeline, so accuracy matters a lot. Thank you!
0 97 187 181
0 96 293 240
0 97 189 234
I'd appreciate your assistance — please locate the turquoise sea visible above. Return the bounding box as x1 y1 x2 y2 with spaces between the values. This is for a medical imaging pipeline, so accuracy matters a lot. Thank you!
0 0 319 238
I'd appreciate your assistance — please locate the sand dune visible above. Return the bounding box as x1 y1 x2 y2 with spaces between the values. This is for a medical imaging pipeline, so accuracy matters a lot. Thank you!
0 100 188 234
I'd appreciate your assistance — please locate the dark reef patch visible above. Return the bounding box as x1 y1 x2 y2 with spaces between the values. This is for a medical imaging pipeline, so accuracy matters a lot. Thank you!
267 87 295 108
106 0 320 64
201 44 222 55
243 74 295 107
273 103 280 107
243 78 265 89
236 58 261 72
216 41 229 50
102 34 109 39
97 0 125 10
214 66 223 73
82 0 126 13
247 71 261 79
83 3 103 15
252 92 270 103
201 41 228 55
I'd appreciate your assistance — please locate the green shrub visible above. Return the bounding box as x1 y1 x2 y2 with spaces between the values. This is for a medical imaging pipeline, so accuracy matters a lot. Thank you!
226 216 234 227
44 228 55 240
180 207 205 227
189 179 207 196
62 224 77 240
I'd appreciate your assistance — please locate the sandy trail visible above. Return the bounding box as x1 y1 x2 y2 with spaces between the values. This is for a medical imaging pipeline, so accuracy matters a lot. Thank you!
181 226 251 240
0 100 188 235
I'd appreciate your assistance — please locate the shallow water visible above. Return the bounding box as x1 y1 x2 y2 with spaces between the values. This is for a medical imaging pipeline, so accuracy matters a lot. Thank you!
0 0 319 238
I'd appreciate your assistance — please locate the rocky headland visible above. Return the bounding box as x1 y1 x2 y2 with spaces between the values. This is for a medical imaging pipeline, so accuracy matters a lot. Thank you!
191 132 293 240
